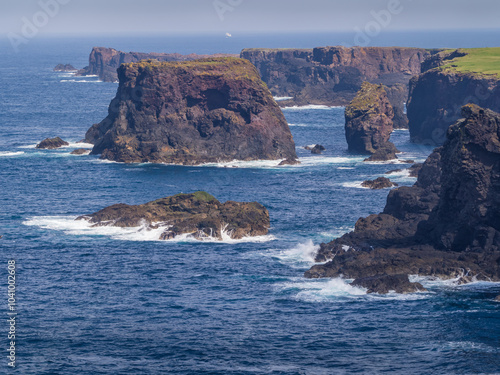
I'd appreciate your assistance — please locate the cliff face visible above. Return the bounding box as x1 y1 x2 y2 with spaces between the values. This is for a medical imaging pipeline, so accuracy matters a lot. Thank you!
344 82 396 158
77 47 238 82
407 49 500 145
305 105 500 282
241 46 436 128
85 58 297 164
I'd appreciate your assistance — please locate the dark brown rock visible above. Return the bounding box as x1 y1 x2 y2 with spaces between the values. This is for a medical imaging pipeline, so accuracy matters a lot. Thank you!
76 191 270 241
278 158 301 166
351 274 426 294
36 137 69 149
70 148 90 155
345 82 399 160
77 47 238 82
495 295 500 302
305 105 500 287
408 163 423 177
54 64 77 71
363 143 399 162
86 58 297 164
310 145 325 154
361 177 398 189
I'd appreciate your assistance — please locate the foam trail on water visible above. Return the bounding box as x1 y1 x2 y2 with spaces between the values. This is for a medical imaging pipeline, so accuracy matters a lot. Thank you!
60 79 103 83
0 151 24 157
281 105 344 111
23 216 275 243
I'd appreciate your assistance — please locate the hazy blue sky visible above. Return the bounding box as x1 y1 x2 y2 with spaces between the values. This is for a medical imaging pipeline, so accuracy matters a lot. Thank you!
3 0 500 36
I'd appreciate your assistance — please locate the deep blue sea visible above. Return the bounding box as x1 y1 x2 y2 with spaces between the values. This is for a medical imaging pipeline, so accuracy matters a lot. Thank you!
1 33 500 374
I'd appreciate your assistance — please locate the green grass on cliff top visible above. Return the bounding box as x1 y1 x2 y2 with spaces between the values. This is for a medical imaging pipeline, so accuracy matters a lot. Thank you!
440 48 500 78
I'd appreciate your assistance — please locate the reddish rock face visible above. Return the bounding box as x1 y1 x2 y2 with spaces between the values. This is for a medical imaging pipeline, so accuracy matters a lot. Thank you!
344 82 397 160
241 46 436 128
77 47 238 82
86 57 297 164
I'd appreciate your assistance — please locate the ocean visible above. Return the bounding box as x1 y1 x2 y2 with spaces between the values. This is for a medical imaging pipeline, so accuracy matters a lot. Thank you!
1 33 499 374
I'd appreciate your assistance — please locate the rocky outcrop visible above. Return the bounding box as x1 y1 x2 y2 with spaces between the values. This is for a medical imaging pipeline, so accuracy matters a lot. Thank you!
361 177 398 189
241 46 437 128
305 105 500 287
278 158 301 166
407 50 500 145
77 47 238 82
76 191 270 241
408 163 423 177
345 82 398 160
85 58 297 164
305 144 325 154
36 137 69 149
54 64 76 71
70 148 90 155
352 274 426 294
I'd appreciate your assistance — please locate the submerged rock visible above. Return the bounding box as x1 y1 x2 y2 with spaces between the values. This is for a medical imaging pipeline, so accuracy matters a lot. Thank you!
352 274 426 294
361 177 398 189
495 296 500 302
305 144 326 154
70 148 90 155
54 64 76 71
36 137 69 149
345 82 399 161
76 191 270 241
305 105 500 289
86 58 297 165
278 158 301 166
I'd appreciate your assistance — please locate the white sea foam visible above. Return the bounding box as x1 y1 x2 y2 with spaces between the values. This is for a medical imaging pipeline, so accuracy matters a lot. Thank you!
0 151 24 157
281 105 343 111
60 79 103 83
23 216 275 243
18 144 38 149
276 277 367 302
341 181 369 189
273 96 293 101
265 240 320 268
409 274 500 289
287 123 308 127
61 142 94 149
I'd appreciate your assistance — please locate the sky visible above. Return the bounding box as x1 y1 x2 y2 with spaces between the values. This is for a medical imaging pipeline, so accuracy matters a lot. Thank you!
2 0 500 37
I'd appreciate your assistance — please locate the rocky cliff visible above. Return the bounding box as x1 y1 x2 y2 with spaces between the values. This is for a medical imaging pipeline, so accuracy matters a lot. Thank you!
77 47 238 82
241 46 437 128
345 82 398 160
85 57 297 164
407 48 500 144
305 105 500 285
76 191 270 241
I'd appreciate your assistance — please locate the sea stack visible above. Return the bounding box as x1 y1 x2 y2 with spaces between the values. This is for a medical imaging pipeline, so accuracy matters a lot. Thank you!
305 105 500 290
345 82 398 161
86 58 297 164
